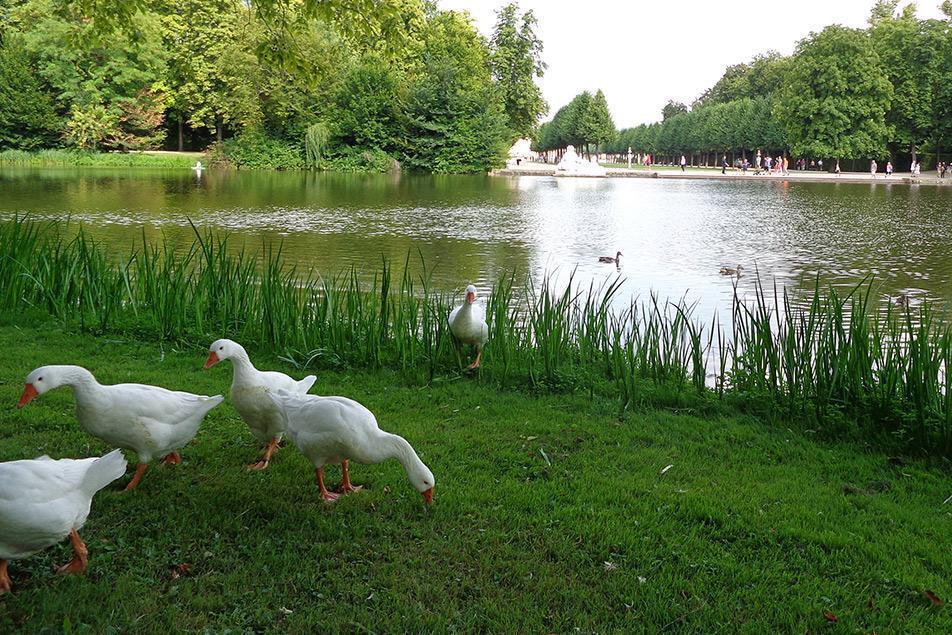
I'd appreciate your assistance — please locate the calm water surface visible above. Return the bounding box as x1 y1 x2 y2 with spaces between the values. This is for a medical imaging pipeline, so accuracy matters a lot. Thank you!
1 167 950 321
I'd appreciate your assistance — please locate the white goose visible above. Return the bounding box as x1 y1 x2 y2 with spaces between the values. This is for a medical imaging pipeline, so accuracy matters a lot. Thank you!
449 284 489 369
17 366 223 491
0 449 126 594
268 390 435 505
203 338 316 470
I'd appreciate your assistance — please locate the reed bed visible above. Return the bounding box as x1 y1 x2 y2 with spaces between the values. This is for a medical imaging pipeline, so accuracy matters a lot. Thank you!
1 217 949 456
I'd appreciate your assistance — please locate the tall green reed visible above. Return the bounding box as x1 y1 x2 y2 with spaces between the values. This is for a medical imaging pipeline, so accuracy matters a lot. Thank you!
0 217 949 456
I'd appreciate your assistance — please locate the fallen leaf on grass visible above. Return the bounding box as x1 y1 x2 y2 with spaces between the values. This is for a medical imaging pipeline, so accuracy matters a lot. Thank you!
539 447 551 466
602 561 617 572
279 607 293 615
924 590 944 606
823 611 837 622
170 563 192 580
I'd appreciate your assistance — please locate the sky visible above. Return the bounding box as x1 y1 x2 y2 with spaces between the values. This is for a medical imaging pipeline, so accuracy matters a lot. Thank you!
438 0 946 129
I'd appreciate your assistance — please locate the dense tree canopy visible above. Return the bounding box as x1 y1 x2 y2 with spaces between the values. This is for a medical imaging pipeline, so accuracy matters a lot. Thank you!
0 0 541 172
532 90 615 156
489 3 547 138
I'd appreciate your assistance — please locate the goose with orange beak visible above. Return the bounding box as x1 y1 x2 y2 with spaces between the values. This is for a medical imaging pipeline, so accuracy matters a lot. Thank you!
203 338 316 470
17 365 223 491
268 389 434 506
448 284 489 369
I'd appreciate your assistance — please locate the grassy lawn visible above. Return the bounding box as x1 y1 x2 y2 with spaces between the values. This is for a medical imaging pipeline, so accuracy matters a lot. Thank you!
0 313 949 632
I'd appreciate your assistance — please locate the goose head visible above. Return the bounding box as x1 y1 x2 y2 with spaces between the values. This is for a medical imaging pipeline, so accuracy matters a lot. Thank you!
18 365 71 408
464 284 477 305
409 461 436 505
204 338 243 369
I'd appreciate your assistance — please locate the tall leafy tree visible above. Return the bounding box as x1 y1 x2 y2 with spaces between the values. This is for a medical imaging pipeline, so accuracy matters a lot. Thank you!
489 2 546 138
869 2 944 162
0 38 59 149
775 25 892 160
661 100 687 121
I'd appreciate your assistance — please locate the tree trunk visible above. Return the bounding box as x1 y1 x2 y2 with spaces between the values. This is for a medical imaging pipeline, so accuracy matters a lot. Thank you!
216 119 223 143
177 117 184 152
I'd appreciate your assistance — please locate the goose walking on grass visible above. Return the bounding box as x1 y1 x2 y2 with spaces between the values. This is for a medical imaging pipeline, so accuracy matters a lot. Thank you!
0 449 126 594
268 390 435 505
449 284 489 370
719 264 745 277
203 338 316 470
17 366 223 491
599 251 623 265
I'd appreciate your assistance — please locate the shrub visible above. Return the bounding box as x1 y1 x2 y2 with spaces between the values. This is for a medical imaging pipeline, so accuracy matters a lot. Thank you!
222 132 304 169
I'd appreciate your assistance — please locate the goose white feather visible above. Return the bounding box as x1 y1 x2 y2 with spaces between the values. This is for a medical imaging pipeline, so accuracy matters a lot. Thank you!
204 338 316 469
449 284 489 369
268 389 435 504
18 365 223 490
0 449 126 593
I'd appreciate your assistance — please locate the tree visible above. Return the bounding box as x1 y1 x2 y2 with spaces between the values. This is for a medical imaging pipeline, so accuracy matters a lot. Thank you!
489 2 546 138
870 3 944 163
579 89 615 154
332 58 405 151
775 26 892 160
661 100 687 121
0 39 59 149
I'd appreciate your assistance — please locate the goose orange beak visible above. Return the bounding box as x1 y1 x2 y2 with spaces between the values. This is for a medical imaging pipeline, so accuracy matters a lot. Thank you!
17 383 38 409
203 351 220 370
466 292 475 304
422 487 434 505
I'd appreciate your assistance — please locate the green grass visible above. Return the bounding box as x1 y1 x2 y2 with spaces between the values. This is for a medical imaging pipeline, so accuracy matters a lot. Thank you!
1 218 951 457
0 312 949 631
0 149 204 168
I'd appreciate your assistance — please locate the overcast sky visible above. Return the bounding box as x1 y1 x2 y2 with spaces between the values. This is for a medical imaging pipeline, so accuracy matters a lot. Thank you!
439 0 946 129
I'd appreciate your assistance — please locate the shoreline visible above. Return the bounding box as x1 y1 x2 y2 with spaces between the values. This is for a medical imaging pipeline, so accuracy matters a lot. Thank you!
492 162 951 185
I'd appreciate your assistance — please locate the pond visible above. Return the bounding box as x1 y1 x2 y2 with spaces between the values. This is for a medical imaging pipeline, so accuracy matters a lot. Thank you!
1 166 950 321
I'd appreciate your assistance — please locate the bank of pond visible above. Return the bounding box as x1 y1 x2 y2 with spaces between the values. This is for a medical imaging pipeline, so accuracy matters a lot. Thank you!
0 217 950 457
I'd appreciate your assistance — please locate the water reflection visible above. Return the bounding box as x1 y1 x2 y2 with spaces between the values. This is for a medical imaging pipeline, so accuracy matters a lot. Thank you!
1 166 949 322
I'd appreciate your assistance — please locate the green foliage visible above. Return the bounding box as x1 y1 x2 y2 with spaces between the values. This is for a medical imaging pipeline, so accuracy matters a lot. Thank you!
331 59 405 151
323 146 398 173
304 122 331 169
222 131 304 169
776 26 893 159
403 10 509 173
532 90 616 153
661 100 687 121
489 2 546 138
62 104 119 150
3 217 951 455
0 39 60 150
0 149 201 167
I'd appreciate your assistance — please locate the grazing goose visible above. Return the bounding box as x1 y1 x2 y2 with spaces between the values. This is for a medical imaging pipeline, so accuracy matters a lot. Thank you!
0 449 126 594
598 251 623 265
268 390 434 505
17 366 223 491
448 284 489 369
719 264 745 276
203 338 316 470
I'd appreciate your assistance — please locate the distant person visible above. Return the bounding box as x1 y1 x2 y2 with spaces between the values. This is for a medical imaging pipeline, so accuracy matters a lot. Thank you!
870 159 878 178
783 157 789 175
885 161 893 177
721 154 728 174
755 150 762 171
680 154 686 172
810 159 816 170
742 158 749 173
913 160 921 177
818 159 823 172
939 161 946 179
764 155 772 173
834 160 841 176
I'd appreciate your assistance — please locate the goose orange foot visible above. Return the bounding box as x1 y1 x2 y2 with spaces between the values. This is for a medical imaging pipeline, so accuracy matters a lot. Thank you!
123 463 148 491
55 529 88 575
339 460 362 495
0 560 11 594
162 451 181 465
316 467 340 503
247 437 280 471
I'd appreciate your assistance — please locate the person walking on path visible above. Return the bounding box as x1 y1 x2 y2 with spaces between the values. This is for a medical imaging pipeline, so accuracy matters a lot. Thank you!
835 160 841 176
913 161 921 177
783 157 789 175
721 155 728 174
886 161 893 178
680 154 686 172
939 162 947 179
818 159 823 172
870 159 878 178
